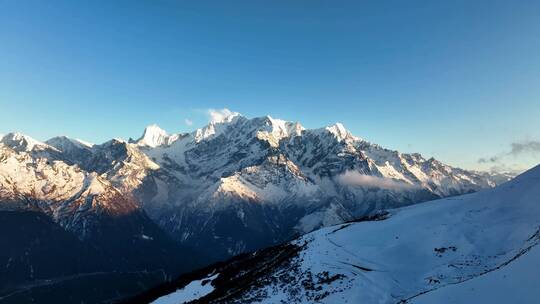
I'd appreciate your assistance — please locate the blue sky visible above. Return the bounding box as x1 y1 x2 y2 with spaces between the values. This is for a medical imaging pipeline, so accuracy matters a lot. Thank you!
1 0 539 172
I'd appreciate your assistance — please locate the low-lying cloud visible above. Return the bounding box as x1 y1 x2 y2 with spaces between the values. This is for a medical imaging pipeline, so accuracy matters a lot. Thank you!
337 171 417 190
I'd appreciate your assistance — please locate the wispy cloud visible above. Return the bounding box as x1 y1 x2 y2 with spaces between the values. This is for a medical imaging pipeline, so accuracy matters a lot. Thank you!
478 140 540 164
207 108 240 123
477 140 540 173
184 118 193 126
510 141 540 155
478 156 500 164
336 171 417 190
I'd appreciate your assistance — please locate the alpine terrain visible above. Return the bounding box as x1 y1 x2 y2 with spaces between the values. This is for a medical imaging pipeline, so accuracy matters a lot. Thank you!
0 112 512 302
127 112 511 260
131 164 540 304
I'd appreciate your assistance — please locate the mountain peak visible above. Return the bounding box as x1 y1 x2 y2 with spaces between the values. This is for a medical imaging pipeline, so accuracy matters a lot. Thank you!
144 124 166 133
260 116 304 141
194 112 244 142
135 124 169 147
46 136 93 150
325 123 359 142
1 132 51 152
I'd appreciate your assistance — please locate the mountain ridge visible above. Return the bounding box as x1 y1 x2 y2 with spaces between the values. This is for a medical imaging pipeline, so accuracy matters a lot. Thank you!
1 113 515 263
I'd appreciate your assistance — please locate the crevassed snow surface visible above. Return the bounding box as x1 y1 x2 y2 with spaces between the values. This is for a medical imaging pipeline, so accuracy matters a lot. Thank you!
150 273 219 304
243 165 540 303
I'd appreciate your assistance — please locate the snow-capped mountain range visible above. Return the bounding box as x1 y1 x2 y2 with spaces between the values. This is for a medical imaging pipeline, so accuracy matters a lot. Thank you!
135 164 540 304
0 113 513 262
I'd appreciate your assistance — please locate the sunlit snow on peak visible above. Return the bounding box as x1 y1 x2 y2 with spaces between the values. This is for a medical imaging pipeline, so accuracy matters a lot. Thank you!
0 132 53 152
138 124 169 147
326 123 357 141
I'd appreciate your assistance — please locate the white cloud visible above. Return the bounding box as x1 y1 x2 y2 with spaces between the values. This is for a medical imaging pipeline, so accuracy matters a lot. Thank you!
184 118 193 126
207 108 240 124
337 171 416 190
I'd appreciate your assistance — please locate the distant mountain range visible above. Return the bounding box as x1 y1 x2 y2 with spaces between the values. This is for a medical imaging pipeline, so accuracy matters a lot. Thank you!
0 113 514 303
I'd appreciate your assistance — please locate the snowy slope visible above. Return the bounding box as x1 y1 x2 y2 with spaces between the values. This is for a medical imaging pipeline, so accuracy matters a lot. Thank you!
412 244 540 304
150 273 219 304
139 164 540 304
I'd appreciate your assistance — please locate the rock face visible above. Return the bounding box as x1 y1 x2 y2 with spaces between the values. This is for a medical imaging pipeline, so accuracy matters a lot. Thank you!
131 165 540 304
0 114 512 265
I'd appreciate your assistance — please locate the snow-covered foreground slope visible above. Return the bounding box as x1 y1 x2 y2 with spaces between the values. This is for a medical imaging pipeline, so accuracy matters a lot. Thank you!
278 165 540 304
150 273 219 304
133 164 540 304
412 243 540 304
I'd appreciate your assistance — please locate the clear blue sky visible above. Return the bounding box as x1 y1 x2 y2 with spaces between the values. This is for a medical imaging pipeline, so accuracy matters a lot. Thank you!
1 0 539 172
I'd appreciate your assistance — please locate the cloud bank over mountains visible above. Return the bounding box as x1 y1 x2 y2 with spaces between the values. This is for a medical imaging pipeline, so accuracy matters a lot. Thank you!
337 170 419 190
